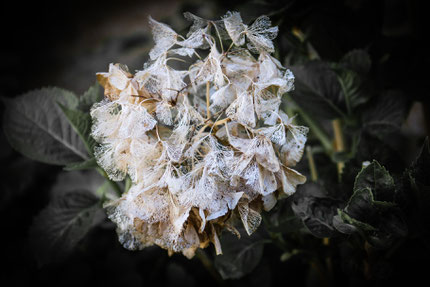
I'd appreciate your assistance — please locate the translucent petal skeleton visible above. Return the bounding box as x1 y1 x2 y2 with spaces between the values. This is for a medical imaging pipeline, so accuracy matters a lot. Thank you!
91 11 307 258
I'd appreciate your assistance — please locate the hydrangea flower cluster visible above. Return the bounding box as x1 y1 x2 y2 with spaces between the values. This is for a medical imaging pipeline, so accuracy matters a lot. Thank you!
91 11 308 258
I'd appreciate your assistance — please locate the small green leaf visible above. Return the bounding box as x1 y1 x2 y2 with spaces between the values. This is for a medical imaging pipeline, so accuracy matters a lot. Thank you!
2 88 88 165
59 103 97 156
214 228 266 279
344 187 375 222
64 157 98 171
29 190 103 265
354 160 395 202
337 208 376 232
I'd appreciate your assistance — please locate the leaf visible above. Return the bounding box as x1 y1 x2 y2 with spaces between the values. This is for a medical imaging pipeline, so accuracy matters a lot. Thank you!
29 190 103 265
332 213 358 234
292 196 340 238
340 49 371 75
353 160 395 202
336 164 407 245
336 70 370 112
64 157 98 171
361 90 407 138
291 61 345 119
51 170 118 200
338 204 377 232
344 188 377 223
2 88 88 165
407 137 430 188
291 183 342 238
59 103 97 156
77 82 103 112
265 197 303 233
401 137 430 237
0 157 40 210
331 50 372 113
214 228 266 279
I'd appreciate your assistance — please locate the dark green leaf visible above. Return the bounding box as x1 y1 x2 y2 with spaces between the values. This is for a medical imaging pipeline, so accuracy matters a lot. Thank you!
354 160 395 202
332 213 358 234
51 170 118 201
407 137 430 187
29 190 103 265
78 82 103 112
291 61 345 119
330 49 372 113
0 157 39 210
166 263 195 286
337 70 370 112
64 157 98 171
362 90 407 138
340 49 371 75
344 188 375 222
338 207 376 232
214 228 266 279
291 183 342 238
378 211 407 238
292 196 339 238
2 88 88 165
400 137 430 237
338 166 407 245
59 103 97 156
265 197 303 233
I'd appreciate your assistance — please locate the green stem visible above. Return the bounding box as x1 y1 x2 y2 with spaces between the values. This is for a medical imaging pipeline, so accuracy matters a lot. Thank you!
298 108 333 153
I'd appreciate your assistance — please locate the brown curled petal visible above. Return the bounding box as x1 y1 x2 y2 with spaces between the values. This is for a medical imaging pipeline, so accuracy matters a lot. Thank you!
238 198 262 236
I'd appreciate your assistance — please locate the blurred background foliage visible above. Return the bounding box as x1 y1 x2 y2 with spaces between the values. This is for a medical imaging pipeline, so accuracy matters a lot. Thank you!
1 0 429 286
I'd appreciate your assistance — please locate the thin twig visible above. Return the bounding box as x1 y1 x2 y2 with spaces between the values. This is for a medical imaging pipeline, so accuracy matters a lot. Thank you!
306 146 318 182
206 81 211 120
332 119 345 179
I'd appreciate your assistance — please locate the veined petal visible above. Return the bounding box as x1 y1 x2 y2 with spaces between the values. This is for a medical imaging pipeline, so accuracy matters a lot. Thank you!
223 11 246 46
148 16 178 60
246 15 278 53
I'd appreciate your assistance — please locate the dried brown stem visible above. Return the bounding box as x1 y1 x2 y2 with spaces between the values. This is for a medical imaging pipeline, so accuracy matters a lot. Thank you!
332 119 345 178
206 81 211 120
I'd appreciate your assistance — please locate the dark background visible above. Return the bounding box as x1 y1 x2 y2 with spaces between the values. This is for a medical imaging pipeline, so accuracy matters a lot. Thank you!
1 0 429 286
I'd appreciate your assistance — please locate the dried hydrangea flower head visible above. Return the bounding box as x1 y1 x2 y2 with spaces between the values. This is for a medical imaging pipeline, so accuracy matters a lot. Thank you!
91 11 308 258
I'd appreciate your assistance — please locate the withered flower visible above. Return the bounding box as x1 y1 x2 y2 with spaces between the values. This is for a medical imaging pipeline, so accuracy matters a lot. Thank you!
91 11 308 258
